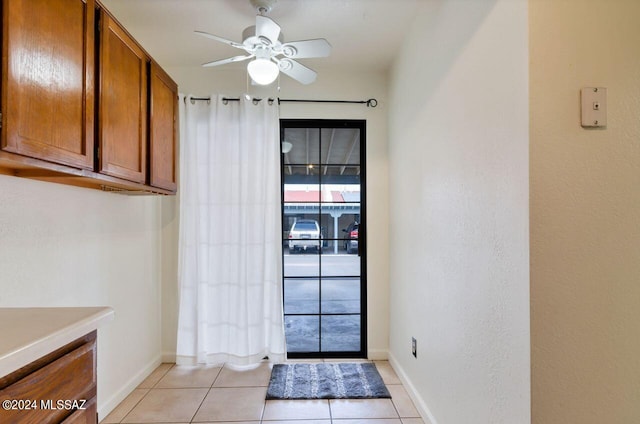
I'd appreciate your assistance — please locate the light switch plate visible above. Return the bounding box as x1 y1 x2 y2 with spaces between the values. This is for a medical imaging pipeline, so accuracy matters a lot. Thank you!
581 87 607 127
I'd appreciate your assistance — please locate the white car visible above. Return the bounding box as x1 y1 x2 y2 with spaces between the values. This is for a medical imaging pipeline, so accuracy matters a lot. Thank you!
288 219 321 253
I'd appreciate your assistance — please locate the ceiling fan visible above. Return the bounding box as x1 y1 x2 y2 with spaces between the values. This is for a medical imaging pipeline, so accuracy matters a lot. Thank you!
195 0 331 85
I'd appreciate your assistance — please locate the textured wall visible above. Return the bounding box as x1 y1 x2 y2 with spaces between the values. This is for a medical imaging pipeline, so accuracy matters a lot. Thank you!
387 1 529 423
0 176 169 418
530 1 640 422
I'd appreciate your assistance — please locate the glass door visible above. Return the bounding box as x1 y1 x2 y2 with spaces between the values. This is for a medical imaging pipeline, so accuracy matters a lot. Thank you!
281 119 366 358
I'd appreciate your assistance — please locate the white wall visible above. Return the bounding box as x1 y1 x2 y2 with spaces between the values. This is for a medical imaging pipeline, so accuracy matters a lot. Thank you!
162 66 391 360
530 1 640 422
0 176 169 419
387 1 529 423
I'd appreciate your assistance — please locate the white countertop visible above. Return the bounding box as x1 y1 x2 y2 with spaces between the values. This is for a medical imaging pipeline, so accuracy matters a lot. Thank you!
0 307 114 378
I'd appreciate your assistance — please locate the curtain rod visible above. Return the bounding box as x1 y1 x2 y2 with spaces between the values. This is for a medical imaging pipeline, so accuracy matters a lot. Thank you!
186 96 378 108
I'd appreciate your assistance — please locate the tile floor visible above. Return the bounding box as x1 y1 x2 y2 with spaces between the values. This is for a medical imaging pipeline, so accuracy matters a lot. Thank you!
101 360 423 424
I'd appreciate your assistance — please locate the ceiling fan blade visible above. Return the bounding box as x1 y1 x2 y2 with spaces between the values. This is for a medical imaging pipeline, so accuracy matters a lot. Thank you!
202 55 253 67
255 15 281 46
194 30 244 49
281 39 331 58
278 59 317 85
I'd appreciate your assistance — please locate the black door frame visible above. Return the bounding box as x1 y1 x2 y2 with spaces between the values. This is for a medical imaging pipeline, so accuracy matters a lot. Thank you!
280 119 367 359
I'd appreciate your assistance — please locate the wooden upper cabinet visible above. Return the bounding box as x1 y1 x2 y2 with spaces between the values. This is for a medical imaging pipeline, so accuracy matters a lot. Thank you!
149 62 178 192
0 0 178 194
98 11 147 184
1 0 95 170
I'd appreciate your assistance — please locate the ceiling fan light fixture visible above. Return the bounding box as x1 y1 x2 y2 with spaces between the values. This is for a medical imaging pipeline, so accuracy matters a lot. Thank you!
247 58 279 85
197 0 330 85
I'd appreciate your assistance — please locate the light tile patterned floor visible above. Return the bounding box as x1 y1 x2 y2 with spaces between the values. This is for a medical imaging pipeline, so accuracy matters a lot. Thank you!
100 360 424 424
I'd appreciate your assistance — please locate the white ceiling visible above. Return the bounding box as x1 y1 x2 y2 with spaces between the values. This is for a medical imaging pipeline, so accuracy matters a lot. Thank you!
100 0 423 74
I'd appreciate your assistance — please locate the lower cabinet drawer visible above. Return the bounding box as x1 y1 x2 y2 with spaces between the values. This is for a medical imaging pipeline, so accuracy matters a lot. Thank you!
61 397 97 424
0 340 96 424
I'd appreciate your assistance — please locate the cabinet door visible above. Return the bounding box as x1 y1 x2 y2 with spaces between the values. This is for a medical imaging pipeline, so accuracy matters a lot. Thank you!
61 397 96 423
0 339 96 423
99 12 147 183
149 62 178 192
1 0 95 169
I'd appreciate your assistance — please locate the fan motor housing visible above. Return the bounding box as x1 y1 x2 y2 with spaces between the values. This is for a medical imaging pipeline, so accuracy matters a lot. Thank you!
242 25 284 48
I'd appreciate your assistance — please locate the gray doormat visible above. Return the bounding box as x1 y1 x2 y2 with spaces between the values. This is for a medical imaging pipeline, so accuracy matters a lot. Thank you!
266 362 391 399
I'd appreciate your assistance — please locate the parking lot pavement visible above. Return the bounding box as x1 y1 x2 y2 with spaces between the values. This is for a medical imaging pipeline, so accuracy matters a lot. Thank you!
284 253 360 277
284 278 360 314
285 315 360 353
283 253 362 353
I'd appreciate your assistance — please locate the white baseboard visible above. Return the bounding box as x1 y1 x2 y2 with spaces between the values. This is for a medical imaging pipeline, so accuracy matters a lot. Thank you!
367 348 389 360
97 355 162 421
387 352 439 424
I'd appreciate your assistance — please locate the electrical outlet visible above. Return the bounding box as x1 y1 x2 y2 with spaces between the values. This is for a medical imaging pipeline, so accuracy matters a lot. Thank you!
412 337 417 358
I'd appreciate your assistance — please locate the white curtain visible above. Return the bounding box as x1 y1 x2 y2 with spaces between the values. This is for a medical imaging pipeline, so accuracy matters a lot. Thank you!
176 94 285 367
